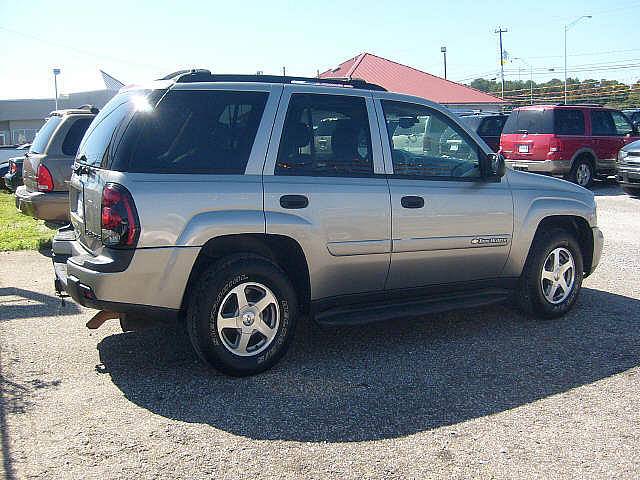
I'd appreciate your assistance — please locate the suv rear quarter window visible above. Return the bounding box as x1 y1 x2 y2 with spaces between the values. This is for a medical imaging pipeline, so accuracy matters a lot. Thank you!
554 109 585 135
61 117 93 156
124 90 268 174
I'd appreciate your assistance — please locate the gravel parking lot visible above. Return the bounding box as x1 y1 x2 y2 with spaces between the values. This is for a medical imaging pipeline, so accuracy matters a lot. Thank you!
1 183 638 480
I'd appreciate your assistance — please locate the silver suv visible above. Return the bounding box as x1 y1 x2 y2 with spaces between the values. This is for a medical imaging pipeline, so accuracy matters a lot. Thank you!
52 70 604 376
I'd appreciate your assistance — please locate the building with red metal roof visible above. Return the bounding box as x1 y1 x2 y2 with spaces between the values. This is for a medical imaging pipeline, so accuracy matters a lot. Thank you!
319 53 506 111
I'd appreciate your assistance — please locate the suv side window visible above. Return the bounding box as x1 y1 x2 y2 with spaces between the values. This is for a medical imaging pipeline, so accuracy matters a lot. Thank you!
61 118 93 155
275 93 373 177
554 109 585 135
590 110 616 136
127 90 268 174
610 111 633 136
382 100 481 179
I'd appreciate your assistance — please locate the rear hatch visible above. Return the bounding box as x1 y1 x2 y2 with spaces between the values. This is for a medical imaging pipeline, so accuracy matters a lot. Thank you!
501 108 554 161
22 115 64 192
70 90 154 252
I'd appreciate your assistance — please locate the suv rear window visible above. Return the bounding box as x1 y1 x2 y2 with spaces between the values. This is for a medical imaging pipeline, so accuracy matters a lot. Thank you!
554 109 585 135
124 90 268 174
29 116 63 154
76 92 142 167
502 109 553 135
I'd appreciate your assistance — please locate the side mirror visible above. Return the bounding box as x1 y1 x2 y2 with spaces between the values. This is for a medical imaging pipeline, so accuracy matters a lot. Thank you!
487 152 506 178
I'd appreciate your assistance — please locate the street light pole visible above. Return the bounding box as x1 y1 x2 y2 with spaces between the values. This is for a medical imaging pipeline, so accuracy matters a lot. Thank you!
441 46 447 79
564 15 591 104
53 68 61 110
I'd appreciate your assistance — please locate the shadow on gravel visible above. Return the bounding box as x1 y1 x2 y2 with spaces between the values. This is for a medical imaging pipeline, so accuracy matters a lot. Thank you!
591 182 624 197
97 287 639 443
0 287 80 321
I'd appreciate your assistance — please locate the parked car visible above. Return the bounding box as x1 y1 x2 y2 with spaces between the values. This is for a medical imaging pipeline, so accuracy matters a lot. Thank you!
15 106 97 221
52 71 603 377
616 139 640 196
623 109 640 130
0 144 29 189
459 113 508 152
501 104 640 187
4 157 24 191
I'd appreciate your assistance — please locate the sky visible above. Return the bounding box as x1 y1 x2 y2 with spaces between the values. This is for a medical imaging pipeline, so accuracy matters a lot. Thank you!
1 0 639 100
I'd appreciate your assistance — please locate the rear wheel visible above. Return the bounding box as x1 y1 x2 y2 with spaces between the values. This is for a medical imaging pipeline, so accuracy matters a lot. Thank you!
568 158 594 188
516 229 584 318
186 254 298 376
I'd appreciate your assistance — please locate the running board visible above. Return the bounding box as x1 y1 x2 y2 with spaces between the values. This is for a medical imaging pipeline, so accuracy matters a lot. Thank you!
313 290 509 326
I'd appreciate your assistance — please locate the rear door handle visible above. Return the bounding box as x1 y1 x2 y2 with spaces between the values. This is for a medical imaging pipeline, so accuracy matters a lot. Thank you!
280 194 309 209
401 195 424 209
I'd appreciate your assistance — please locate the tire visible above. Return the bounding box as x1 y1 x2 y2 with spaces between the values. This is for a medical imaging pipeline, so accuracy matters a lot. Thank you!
186 254 298 377
568 158 594 188
516 229 584 319
622 186 640 197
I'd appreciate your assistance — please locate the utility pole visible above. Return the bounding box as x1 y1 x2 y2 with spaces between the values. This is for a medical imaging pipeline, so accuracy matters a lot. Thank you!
441 46 447 79
494 27 508 98
282 66 286 77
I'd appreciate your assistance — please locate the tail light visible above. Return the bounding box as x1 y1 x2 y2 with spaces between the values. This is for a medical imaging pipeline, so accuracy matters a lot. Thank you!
423 135 431 152
101 183 140 248
9 162 17 174
37 164 54 191
549 138 563 153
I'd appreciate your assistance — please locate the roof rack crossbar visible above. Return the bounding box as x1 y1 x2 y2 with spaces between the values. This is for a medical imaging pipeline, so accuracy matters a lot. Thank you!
159 69 386 91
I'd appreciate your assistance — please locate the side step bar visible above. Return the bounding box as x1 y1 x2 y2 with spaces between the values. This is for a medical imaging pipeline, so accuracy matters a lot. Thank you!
313 289 509 327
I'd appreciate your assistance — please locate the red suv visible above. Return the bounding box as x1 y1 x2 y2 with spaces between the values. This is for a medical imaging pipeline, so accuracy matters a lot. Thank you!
500 105 640 187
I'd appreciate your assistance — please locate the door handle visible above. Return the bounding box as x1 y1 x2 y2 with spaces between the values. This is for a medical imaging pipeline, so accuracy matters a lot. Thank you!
280 194 309 209
401 195 424 208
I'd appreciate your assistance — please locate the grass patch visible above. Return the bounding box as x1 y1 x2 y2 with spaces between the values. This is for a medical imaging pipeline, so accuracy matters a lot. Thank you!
0 190 58 251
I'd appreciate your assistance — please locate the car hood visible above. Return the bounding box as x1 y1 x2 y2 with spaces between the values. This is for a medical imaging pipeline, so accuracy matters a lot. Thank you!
505 167 595 206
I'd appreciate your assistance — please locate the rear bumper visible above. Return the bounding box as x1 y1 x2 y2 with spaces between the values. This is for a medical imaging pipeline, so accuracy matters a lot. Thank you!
505 159 571 175
51 226 199 315
15 186 69 221
4 172 22 192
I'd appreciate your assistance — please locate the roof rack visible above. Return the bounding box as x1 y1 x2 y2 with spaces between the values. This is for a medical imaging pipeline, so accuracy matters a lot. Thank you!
76 104 99 114
555 103 603 107
158 69 387 91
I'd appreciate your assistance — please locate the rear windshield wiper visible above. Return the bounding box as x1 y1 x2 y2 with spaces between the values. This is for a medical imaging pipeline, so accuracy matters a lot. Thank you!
73 156 94 175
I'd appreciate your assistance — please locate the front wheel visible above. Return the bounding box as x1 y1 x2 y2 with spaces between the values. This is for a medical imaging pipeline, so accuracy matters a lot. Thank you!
187 254 298 376
516 229 584 318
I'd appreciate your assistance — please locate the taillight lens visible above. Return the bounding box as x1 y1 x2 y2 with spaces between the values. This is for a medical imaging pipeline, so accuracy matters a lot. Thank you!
37 164 54 191
549 138 563 153
101 183 140 248
9 162 17 174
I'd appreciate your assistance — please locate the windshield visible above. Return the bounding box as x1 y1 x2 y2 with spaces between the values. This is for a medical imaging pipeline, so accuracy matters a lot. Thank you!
29 116 63 154
502 109 553 135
